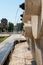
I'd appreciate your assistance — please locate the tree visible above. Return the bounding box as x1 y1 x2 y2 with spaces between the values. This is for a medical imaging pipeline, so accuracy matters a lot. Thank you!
8 22 14 32
1 18 8 26
20 22 24 31
1 18 8 32
16 22 24 31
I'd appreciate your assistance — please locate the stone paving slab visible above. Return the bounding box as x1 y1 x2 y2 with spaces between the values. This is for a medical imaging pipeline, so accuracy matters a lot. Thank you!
0 34 26 65
9 42 33 65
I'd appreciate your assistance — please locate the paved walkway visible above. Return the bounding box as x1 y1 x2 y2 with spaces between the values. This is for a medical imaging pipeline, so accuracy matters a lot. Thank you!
0 34 26 65
0 34 10 37
9 42 33 65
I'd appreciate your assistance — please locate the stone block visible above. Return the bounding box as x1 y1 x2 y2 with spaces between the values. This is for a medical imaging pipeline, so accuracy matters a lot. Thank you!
31 15 41 39
23 12 31 23
23 23 32 38
25 0 41 15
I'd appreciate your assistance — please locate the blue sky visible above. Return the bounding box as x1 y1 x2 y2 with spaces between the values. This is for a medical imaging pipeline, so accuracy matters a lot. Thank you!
0 0 24 25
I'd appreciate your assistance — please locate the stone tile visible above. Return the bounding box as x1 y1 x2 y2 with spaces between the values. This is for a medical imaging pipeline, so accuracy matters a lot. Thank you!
9 42 33 65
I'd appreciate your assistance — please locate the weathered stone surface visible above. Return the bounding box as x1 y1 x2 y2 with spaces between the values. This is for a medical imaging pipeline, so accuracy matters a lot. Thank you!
9 42 33 65
25 0 41 15
23 12 31 23
31 15 41 39
35 42 42 65
22 0 43 65
23 23 32 38
40 0 43 37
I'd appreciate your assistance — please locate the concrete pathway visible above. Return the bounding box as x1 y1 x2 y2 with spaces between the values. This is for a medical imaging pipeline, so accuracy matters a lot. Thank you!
0 34 26 65
9 42 33 65
0 34 10 37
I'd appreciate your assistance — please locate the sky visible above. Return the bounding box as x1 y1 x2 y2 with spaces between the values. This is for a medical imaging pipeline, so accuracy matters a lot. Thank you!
0 0 24 25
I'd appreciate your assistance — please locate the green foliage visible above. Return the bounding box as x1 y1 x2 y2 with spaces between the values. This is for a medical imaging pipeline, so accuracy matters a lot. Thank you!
0 18 24 32
20 22 24 30
16 22 24 31
1 18 8 26
0 36 9 42
0 18 15 32
8 22 14 32
1 18 8 32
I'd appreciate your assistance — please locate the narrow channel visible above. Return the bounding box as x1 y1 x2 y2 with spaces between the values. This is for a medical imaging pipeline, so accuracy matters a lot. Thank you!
3 41 33 65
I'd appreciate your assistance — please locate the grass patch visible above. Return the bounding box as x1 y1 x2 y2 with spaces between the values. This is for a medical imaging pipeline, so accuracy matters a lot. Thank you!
0 36 9 43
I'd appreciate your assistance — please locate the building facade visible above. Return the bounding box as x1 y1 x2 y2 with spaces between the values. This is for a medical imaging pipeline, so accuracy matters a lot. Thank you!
20 0 43 65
